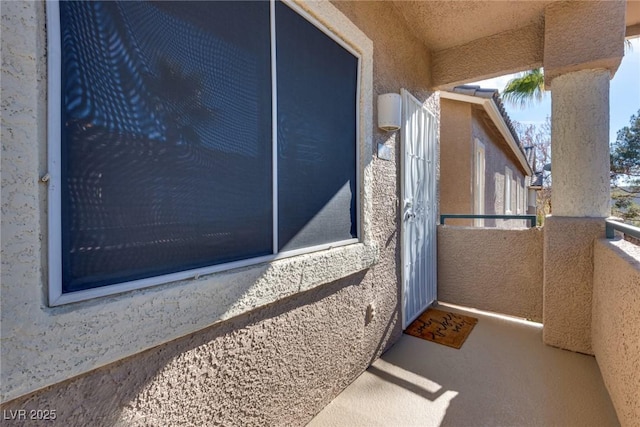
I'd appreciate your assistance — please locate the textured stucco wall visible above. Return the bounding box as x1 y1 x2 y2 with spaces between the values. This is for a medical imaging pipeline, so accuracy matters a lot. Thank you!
437 226 543 322
470 108 528 228
592 238 640 427
1 273 377 426
1 0 437 424
550 70 611 217
1 0 378 403
432 22 544 89
543 216 605 354
439 99 472 226
543 0 625 85
439 100 528 229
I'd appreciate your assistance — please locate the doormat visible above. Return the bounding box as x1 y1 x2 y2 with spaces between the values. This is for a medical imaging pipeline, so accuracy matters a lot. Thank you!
404 308 478 349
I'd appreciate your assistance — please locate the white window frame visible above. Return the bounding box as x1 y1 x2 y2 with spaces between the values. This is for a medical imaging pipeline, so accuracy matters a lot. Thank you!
504 166 513 214
47 0 364 306
516 177 522 214
474 139 485 227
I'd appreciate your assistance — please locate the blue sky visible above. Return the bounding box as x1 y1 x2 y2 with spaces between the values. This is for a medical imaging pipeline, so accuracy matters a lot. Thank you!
471 37 640 143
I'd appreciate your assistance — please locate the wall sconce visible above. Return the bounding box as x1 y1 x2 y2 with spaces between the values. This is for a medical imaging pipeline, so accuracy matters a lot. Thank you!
377 93 402 132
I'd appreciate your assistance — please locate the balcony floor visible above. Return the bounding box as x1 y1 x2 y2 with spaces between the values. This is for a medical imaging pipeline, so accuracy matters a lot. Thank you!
309 303 619 427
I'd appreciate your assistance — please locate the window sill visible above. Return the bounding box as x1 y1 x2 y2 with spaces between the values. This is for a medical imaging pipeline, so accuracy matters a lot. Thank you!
54 240 379 314
49 240 380 342
7 240 378 403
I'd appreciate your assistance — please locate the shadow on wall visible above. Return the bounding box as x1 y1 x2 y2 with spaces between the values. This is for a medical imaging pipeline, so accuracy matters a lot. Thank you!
1 269 403 426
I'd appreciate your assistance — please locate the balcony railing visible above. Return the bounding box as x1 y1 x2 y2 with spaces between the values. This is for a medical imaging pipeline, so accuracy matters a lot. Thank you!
440 214 537 228
605 218 640 240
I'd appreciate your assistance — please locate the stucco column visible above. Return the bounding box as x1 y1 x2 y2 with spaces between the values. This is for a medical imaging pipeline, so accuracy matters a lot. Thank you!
542 70 611 354
540 0 625 354
550 69 611 217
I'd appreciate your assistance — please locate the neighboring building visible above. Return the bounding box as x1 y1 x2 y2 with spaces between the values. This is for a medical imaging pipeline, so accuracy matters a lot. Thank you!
1 1 637 426
440 86 533 228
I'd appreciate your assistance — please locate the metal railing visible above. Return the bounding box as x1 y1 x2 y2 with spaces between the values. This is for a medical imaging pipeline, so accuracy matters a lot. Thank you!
440 214 537 228
605 219 640 240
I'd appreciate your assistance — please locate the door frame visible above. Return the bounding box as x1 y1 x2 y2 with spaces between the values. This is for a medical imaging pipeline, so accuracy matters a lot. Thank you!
400 88 438 329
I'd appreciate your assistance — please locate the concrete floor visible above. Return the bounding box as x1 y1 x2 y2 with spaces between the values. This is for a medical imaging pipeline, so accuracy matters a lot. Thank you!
309 303 619 427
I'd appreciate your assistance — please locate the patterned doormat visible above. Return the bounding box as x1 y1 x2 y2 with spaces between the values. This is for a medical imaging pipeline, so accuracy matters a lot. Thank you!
404 308 478 349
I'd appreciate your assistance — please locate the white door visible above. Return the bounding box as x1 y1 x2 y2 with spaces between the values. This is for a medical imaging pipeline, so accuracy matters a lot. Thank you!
401 89 438 328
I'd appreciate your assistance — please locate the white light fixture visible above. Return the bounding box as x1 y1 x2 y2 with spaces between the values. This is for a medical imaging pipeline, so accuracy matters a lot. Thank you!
377 93 402 132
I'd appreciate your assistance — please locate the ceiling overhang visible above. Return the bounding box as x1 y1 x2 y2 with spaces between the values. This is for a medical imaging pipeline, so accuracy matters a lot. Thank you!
389 0 639 88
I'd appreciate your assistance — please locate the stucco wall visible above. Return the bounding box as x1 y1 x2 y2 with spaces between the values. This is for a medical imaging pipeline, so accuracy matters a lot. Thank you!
543 216 605 354
543 1 625 85
431 22 544 89
437 226 543 322
1 0 437 424
0 0 372 402
471 108 528 228
592 238 640 427
439 99 528 229
549 69 611 217
439 99 472 226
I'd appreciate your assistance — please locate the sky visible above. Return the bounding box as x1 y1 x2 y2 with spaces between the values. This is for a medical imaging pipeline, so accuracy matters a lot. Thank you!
471 37 640 144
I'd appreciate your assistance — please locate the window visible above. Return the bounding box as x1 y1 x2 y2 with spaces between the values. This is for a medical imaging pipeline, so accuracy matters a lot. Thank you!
49 0 359 302
505 167 513 214
474 139 485 227
516 177 522 214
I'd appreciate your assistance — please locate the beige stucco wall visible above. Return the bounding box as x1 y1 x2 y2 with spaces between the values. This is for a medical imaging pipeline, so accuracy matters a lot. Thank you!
549 69 611 217
471 108 528 228
439 100 528 228
439 99 472 226
1 0 437 424
0 0 372 403
543 0 625 85
432 22 544 89
542 216 605 354
437 226 543 322
592 238 640 427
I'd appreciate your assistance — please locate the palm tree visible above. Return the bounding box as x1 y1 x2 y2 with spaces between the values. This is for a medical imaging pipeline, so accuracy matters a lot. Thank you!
502 41 633 108
501 68 545 108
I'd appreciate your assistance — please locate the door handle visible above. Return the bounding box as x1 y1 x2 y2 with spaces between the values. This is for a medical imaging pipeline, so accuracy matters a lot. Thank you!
404 210 416 220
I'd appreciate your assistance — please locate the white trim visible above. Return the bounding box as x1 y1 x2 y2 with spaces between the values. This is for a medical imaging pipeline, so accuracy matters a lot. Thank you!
355 46 362 241
49 238 359 306
440 91 533 176
47 0 63 306
505 166 513 214
46 0 364 306
474 138 486 227
516 177 522 214
282 0 361 59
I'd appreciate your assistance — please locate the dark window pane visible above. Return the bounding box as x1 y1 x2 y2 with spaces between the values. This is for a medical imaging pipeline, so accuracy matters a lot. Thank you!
60 1 272 292
276 1 358 251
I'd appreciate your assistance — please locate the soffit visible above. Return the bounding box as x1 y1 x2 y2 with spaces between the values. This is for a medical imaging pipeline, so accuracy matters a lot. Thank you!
391 1 554 52
391 0 639 52
627 0 640 36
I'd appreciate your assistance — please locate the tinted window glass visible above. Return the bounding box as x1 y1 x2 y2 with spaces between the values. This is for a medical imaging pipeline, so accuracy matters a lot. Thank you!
60 1 272 292
276 1 358 251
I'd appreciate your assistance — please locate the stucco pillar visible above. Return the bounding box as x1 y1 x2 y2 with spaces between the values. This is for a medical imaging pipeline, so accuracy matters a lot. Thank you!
550 70 611 217
542 70 611 354
543 70 611 354
540 1 625 354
